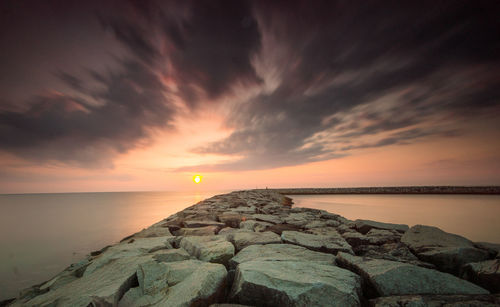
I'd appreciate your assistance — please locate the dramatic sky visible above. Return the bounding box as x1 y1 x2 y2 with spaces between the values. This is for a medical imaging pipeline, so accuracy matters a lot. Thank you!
1 0 499 193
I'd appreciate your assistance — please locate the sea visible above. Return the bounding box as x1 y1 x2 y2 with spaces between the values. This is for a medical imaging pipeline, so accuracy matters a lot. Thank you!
1 191 499 300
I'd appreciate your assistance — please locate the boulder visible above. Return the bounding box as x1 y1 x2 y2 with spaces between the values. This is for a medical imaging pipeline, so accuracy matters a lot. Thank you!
137 261 168 296
183 220 226 228
354 219 409 234
228 243 336 269
369 294 500 307
120 260 227 307
152 248 191 263
180 235 234 266
84 236 172 276
20 255 154 306
239 220 273 232
229 260 362 307
284 212 314 227
336 252 489 297
264 223 302 235
401 225 490 274
218 213 245 228
364 229 401 245
461 259 500 293
174 225 219 236
251 214 283 224
281 230 354 254
355 243 435 269
227 231 282 252
342 232 371 248
132 226 172 239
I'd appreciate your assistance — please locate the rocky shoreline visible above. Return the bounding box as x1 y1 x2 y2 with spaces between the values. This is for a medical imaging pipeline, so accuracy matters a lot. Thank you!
5 190 500 306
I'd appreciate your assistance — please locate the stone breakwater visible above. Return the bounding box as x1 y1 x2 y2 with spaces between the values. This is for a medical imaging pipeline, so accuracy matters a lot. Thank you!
5 190 500 307
269 186 500 194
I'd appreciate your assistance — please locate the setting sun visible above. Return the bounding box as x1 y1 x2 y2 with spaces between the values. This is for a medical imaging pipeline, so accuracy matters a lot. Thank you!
193 175 202 184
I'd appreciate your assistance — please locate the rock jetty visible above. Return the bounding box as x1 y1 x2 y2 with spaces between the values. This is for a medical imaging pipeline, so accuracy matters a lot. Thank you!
5 190 500 306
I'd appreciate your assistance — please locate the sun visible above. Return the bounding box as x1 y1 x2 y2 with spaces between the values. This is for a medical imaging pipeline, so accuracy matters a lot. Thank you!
193 175 202 184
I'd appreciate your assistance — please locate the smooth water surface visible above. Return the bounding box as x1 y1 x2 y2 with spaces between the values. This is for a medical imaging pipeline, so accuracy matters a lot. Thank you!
0 191 225 300
293 194 500 243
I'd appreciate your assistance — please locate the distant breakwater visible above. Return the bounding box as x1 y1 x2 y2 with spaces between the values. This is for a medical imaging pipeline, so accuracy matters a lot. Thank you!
267 186 500 195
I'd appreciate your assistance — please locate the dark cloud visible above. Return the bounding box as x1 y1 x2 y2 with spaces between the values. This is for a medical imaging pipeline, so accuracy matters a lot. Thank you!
0 0 262 166
1 0 499 170
0 59 173 167
188 0 500 171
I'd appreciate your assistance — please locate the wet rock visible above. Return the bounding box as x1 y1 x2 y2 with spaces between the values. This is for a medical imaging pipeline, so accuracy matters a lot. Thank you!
152 248 191 263
180 235 234 265
369 294 500 307
336 252 489 297
281 230 354 254
228 243 336 269
229 260 362 307
227 231 282 252
402 225 490 274
354 219 409 234
461 259 500 293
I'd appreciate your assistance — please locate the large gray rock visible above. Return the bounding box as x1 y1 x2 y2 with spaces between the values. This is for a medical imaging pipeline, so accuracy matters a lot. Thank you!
401 225 490 274
369 294 500 307
228 243 336 269
120 260 227 307
251 214 283 224
281 230 353 254
229 260 362 307
158 260 227 306
137 261 168 296
84 236 172 276
132 226 172 239
284 212 315 227
336 252 489 297
227 231 282 252
152 248 191 263
17 255 154 306
239 220 273 232
461 259 500 293
354 219 409 234
355 243 435 269
174 225 219 236
183 220 226 228
180 235 234 265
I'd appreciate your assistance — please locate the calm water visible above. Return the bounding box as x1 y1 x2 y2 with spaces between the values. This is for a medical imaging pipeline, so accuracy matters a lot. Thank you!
293 194 500 244
1 192 499 300
0 191 225 300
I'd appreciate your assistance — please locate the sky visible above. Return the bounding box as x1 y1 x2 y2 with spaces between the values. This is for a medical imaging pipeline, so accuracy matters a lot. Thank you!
0 0 499 193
